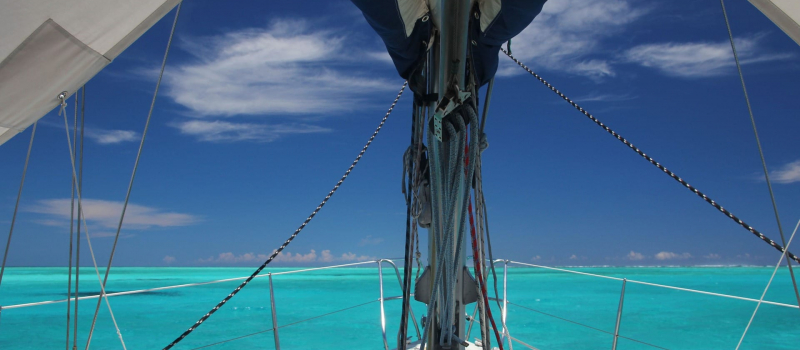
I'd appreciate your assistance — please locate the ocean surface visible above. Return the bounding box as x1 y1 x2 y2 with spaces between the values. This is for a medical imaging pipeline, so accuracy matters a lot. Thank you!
1 264 798 349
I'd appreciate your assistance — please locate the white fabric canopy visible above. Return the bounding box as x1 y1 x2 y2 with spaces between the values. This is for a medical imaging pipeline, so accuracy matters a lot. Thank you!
750 0 800 46
0 0 180 145
397 0 501 37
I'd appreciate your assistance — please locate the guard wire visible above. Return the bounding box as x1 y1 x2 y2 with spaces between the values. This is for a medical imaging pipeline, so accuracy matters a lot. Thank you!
502 48 800 265
74 85 85 350
507 302 668 349
65 93 78 350
735 218 800 349
0 122 37 290
190 300 376 349
85 3 182 346
60 99 127 350
162 81 407 350
719 0 800 309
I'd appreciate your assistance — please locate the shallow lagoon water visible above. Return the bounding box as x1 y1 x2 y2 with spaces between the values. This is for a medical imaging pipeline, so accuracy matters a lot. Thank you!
1 266 798 349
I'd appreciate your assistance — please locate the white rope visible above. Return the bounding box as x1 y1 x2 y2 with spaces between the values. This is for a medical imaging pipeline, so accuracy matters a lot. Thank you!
60 103 128 350
735 218 800 349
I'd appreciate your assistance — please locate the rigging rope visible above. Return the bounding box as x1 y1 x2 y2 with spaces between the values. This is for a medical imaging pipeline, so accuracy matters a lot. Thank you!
501 48 800 265
59 99 128 350
162 81 407 350
735 218 800 349
469 195 503 349
0 122 37 291
65 93 78 350
74 86 85 350
85 3 182 345
719 0 800 308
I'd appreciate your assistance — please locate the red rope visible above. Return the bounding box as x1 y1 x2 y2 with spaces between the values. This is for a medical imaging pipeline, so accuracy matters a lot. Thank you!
469 197 504 349
466 139 504 349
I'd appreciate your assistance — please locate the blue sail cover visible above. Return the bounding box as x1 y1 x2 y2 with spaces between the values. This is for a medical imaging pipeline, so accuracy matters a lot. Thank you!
352 0 546 86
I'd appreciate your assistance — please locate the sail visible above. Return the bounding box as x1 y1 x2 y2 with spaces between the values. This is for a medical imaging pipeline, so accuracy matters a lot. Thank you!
749 0 800 46
0 0 181 146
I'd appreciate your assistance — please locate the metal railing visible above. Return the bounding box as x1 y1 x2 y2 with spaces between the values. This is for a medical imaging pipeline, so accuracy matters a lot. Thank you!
4 258 799 349
1 259 421 350
493 260 799 350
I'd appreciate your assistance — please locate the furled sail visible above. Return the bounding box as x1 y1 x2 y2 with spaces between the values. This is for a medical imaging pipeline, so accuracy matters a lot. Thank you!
0 0 181 146
749 0 800 46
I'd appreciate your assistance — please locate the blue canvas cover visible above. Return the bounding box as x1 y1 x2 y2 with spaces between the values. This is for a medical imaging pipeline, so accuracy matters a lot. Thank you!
352 0 547 86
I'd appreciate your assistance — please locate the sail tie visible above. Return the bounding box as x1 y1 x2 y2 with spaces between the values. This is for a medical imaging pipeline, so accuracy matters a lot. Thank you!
502 48 800 265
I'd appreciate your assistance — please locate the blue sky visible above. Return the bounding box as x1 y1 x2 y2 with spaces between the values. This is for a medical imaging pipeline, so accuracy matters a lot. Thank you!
1 0 800 267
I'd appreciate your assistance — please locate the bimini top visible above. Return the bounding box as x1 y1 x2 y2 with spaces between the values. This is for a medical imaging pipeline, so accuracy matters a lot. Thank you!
750 0 800 46
0 0 180 146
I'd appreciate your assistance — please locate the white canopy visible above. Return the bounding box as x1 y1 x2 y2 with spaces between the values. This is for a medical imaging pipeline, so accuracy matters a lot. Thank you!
750 0 800 46
0 0 180 145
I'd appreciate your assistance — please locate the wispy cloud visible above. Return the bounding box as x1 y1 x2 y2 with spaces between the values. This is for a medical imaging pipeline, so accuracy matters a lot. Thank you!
358 235 384 247
654 251 691 260
39 120 139 145
27 198 199 230
163 255 176 264
626 251 645 261
573 92 637 103
769 160 800 184
622 36 792 78
84 129 140 144
704 253 721 260
171 120 330 143
498 0 646 78
164 19 394 117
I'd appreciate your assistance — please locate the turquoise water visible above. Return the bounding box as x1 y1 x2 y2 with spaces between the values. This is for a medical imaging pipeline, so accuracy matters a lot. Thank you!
1 265 798 349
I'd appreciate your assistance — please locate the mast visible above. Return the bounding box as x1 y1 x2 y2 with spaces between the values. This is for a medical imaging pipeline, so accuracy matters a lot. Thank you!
424 1 474 349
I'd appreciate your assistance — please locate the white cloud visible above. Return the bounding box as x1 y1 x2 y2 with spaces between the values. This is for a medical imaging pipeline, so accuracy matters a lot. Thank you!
770 160 800 184
38 120 139 145
340 252 376 262
320 250 335 262
197 249 375 264
704 253 721 260
623 37 792 78
28 198 199 230
272 249 318 263
85 129 139 144
498 0 646 78
654 251 691 260
164 19 395 117
569 254 578 260
171 120 330 143
626 251 645 261
163 255 176 264
573 92 637 103
531 255 542 261
358 235 384 247
199 252 264 263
